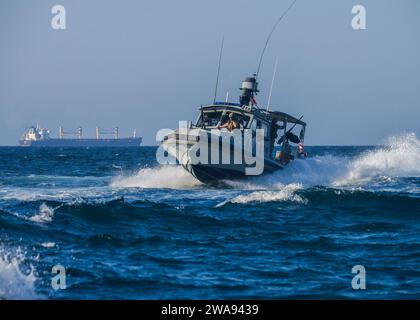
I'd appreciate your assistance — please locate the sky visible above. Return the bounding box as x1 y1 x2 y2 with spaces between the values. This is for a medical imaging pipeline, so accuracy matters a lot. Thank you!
0 0 419 146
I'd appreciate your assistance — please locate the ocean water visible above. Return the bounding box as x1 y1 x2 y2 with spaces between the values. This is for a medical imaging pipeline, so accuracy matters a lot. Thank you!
0 133 419 299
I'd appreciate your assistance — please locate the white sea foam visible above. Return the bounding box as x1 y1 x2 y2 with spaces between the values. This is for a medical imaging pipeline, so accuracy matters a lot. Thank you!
334 133 420 186
217 183 306 207
40 242 56 248
111 165 202 189
0 248 39 300
222 154 345 190
29 203 55 223
0 186 112 203
228 133 420 190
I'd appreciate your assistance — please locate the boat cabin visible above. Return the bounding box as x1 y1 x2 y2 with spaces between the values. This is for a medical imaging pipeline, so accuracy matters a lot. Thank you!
194 103 306 161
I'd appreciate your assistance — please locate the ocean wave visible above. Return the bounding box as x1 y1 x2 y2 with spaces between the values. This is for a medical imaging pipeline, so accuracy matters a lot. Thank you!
53 198 176 224
301 187 420 214
216 183 306 207
28 203 56 223
0 247 39 300
214 184 419 217
111 165 202 189
0 186 116 203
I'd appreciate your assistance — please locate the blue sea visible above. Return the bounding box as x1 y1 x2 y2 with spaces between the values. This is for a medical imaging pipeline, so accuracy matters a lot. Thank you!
0 134 419 299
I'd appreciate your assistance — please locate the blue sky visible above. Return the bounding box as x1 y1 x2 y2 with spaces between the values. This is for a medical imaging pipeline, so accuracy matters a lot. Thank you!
0 0 419 145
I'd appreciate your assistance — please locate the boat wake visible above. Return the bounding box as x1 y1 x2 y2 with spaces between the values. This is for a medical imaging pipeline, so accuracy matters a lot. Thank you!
335 133 420 186
111 134 420 198
111 165 202 189
223 134 417 196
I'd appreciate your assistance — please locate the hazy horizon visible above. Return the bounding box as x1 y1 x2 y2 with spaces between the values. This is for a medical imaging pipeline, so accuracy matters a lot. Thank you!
1 0 419 146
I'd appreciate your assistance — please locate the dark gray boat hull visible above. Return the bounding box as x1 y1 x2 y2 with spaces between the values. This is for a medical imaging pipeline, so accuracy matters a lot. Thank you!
185 158 284 185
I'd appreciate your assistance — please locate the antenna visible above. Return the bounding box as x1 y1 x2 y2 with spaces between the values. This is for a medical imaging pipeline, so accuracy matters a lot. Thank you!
213 36 224 103
266 56 278 111
256 0 298 80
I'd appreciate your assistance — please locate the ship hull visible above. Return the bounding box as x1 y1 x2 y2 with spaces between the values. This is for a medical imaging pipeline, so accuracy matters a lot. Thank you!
161 129 284 185
187 159 284 185
19 138 142 147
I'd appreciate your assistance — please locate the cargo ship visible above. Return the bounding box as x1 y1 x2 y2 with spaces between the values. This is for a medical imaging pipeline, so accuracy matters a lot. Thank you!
19 125 142 147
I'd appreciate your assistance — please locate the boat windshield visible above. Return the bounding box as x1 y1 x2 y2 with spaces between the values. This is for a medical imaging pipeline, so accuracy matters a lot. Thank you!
197 110 251 129
196 111 223 127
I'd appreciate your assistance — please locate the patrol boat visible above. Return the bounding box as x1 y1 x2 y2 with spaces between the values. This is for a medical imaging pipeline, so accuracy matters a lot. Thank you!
160 75 307 185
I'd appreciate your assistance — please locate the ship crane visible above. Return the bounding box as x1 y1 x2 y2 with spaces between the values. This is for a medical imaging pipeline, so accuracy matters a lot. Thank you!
59 126 82 139
96 127 119 139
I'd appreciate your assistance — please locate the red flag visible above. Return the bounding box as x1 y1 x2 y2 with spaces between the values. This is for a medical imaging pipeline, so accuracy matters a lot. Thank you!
250 96 257 106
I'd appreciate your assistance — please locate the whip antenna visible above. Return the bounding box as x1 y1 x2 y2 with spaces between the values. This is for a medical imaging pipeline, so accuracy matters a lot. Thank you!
266 56 278 111
255 0 298 79
213 36 224 103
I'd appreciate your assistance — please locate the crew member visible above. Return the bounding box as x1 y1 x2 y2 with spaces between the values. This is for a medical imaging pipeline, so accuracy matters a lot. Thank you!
218 112 238 131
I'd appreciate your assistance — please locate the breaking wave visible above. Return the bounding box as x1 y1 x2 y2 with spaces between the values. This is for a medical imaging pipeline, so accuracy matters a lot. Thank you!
0 247 39 300
29 203 56 223
216 183 306 207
